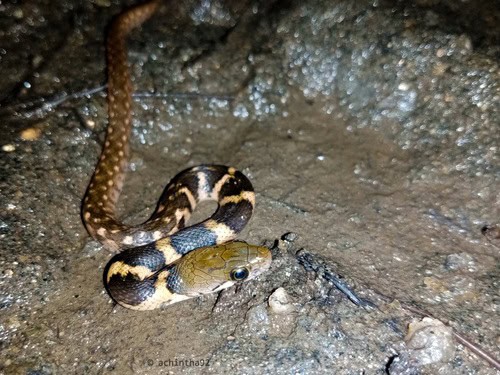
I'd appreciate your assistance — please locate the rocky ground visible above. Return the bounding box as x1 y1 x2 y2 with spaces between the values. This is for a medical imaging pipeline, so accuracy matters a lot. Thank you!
0 0 498 374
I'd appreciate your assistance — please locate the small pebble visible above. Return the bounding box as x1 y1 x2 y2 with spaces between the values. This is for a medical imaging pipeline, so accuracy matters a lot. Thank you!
13 9 24 19
3 269 14 278
20 127 42 141
405 317 454 365
436 48 446 58
86 119 96 129
268 287 295 314
281 232 298 242
2 144 16 152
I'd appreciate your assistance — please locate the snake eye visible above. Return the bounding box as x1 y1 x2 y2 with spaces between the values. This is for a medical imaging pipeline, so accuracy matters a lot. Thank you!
230 267 249 281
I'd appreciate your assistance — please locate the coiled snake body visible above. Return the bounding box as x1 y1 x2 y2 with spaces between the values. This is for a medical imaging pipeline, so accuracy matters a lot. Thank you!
82 0 271 310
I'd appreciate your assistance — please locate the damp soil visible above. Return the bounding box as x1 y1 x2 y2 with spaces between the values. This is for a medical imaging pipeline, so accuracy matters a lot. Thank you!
0 0 499 374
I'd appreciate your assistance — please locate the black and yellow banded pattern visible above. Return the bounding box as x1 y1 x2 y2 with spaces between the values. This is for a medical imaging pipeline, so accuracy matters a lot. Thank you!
82 1 271 310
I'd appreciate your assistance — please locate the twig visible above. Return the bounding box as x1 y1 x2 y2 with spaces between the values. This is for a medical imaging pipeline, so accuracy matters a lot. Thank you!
295 249 500 370
0 85 236 119
389 298 500 370
295 248 375 309
0 85 106 118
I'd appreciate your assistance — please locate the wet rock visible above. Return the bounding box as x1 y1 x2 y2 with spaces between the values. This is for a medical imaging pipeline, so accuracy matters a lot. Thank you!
405 317 455 366
278 1 499 177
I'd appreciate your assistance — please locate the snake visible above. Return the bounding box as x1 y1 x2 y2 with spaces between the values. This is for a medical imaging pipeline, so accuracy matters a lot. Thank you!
81 0 271 310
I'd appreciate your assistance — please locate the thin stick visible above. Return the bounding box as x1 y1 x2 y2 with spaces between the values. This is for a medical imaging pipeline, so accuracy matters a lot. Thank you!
1 85 236 118
295 249 500 370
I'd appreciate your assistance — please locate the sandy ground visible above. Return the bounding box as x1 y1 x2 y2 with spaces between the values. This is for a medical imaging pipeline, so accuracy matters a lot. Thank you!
0 0 499 374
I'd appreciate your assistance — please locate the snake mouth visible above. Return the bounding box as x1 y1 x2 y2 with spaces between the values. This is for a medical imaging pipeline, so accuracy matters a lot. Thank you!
248 245 273 273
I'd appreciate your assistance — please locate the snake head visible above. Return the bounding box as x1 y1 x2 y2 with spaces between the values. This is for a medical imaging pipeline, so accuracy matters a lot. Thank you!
168 241 272 296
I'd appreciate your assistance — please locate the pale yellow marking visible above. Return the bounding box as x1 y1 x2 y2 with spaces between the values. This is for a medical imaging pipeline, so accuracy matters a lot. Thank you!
167 225 179 235
228 167 236 175
155 237 182 264
122 235 133 245
122 291 190 311
204 219 236 242
220 191 255 207
174 208 190 224
97 227 107 237
178 187 197 209
107 261 152 283
211 174 232 200
84 212 91 220
196 172 210 200
151 270 178 306
153 230 163 240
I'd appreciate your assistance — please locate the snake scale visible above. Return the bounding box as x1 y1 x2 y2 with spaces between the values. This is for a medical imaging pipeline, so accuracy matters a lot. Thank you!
82 0 271 310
